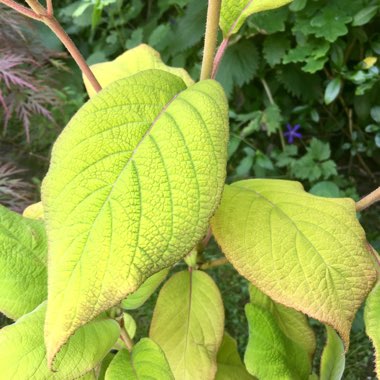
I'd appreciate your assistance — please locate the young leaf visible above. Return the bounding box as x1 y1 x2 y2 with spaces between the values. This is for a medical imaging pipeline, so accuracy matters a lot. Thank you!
245 303 311 379
121 268 170 310
220 0 293 38
352 6 379 26
320 326 345 380
105 339 174 380
364 282 380 376
0 302 120 379
42 70 228 365
324 78 342 105
83 44 194 97
150 270 224 380
0 205 47 319
23 201 44 220
211 179 377 347
216 333 255 380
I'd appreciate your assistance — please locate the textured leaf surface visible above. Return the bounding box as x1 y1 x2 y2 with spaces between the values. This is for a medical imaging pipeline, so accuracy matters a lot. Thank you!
364 282 380 376
320 326 345 380
150 270 224 380
245 303 310 379
105 339 174 380
84 44 194 97
211 179 376 346
220 0 292 37
0 205 47 319
216 333 255 380
121 268 170 310
0 302 119 379
42 69 228 364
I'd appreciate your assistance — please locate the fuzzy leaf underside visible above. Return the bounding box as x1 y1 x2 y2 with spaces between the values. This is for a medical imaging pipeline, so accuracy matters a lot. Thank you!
220 0 293 37
0 302 119 379
150 270 225 380
211 179 376 347
0 205 47 320
105 339 174 380
84 44 194 97
42 69 228 365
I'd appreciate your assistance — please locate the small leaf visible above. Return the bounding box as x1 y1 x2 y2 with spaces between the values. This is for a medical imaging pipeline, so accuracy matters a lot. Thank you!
245 303 311 379
211 179 377 347
42 70 228 365
23 201 44 220
364 282 380 376
150 270 224 380
309 181 341 198
370 106 380 123
320 326 345 380
0 205 47 319
220 0 292 37
324 78 342 105
105 339 174 380
216 333 255 380
83 44 194 97
0 302 120 379
121 268 169 310
352 6 379 26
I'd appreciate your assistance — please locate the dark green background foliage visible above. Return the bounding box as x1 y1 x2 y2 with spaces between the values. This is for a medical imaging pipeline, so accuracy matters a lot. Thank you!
1 0 379 378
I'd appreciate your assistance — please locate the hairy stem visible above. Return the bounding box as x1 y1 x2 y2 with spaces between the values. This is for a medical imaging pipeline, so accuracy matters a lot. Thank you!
356 187 380 212
211 38 229 79
200 257 229 270
200 0 222 81
0 0 41 20
46 0 53 15
119 319 134 352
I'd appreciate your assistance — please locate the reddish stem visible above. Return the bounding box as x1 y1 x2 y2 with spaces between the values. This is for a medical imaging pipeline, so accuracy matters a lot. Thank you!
211 38 229 79
0 0 41 20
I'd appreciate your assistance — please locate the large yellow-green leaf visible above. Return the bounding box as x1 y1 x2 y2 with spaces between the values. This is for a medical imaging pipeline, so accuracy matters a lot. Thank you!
245 303 311 379
364 282 380 376
211 179 376 347
0 302 119 379
249 284 316 358
220 0 292 38
216 333 255 380
121 268 170 310
150 270 225 380
320 326 345 380
42 69 228 365
84 44 194 97
105 339 174 380
0 205 47 319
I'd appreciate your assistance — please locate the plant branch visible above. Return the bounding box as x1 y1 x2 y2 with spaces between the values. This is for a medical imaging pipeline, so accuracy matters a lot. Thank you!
119 319 134 352
201 0 222 81
46 0 53 15
356 187 380 212
0 0 41 20
200 257 229 270
211 37 229 79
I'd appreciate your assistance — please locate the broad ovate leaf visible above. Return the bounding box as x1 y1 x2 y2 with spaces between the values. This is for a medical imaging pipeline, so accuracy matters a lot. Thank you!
320 326 345 380
211 179 376 347
249 284 316 358
150 270 225 380
42 69 228 365
220 0 292 38
105 339 174 380
216 333 255 380
84 44 194 97
0 205 47 319
0 302 120 379
121 268 170 310
245 303 311 379
364 282 380 376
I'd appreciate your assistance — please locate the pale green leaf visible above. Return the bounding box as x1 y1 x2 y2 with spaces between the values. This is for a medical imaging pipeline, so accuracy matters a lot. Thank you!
121 268 170 310
364 282 380 376
23 201 44 220
220 0 293 37
150 270 225 380
245 303 311 379
216 333 255 380
211 179 377 347
320 326 345 380
324 78 342 105
249 284 316 357
0 205 47 319
0 302 120 379
105 339 174 380
123 312 137 339
42 70 228 364
84 44 194 97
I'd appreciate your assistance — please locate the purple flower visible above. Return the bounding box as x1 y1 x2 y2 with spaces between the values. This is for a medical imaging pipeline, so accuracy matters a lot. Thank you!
284 123 302 144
